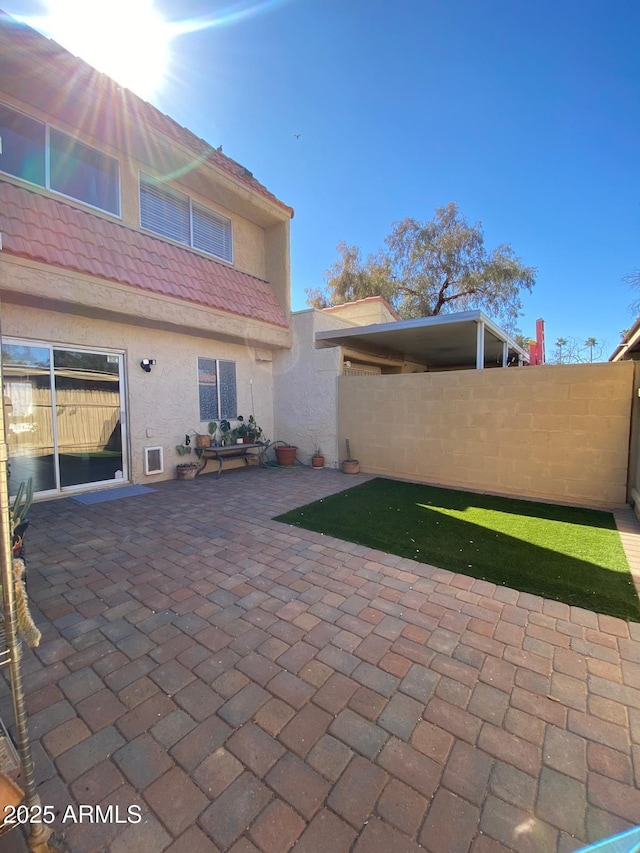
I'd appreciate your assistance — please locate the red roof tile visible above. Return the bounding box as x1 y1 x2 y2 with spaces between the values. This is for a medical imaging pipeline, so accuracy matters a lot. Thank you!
0 11 293 219
1 181 288 328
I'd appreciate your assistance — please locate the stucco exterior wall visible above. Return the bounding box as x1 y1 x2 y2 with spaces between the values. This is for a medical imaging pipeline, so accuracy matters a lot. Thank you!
626 362 640 515
273 310 347 467
1 301 275 484
0 257 291 352
338 362 634 508
2 92 285 286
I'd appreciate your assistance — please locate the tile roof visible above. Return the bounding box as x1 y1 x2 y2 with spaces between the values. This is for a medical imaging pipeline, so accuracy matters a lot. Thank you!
1 181 288 328
0 11 293 219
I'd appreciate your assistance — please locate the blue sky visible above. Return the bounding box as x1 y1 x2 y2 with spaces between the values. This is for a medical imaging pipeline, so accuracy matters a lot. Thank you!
6 0 640 358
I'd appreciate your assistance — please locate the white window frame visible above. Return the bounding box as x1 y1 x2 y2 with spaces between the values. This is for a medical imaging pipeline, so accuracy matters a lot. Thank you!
0 101 121 216
198 357 237 421
139 172 233 264
144 446 164 475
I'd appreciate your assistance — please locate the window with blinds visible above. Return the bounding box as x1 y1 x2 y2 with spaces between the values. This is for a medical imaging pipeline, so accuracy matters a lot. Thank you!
140 173 233 263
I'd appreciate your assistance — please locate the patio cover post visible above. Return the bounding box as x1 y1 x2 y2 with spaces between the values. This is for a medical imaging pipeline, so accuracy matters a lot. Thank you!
476 320 485 369
502 340 509 367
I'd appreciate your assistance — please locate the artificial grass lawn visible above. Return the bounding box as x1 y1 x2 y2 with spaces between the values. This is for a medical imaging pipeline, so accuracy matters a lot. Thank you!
276 478 640 622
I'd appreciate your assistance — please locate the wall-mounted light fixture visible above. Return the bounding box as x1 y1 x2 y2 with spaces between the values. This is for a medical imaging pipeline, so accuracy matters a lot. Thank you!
140 358 156 373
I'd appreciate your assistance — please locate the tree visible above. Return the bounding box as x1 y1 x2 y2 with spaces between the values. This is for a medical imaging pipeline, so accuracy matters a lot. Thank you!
305 243 393 309
306 202 536 333
555 337 568 364
584 337 597 363
625 270 640 314
550 336 605 364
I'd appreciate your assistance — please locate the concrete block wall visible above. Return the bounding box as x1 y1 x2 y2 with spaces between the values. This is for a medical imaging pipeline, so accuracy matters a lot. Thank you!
338 362 634 508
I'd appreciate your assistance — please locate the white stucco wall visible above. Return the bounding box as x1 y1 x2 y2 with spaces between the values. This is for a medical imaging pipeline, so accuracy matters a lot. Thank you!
273 310 351 468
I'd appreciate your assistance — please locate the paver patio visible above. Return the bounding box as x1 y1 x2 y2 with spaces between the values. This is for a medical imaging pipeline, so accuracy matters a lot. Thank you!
3 466 640 852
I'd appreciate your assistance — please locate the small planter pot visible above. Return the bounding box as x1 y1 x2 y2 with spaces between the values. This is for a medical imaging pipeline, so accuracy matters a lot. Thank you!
242 436 253 444
275 445 298 466
311 456 325 468
195 434 211 449
12 519 29 557
342 460 360 474
177 465 198 480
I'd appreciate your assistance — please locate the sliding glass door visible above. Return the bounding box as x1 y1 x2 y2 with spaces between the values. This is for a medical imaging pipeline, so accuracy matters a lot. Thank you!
2 341 127 497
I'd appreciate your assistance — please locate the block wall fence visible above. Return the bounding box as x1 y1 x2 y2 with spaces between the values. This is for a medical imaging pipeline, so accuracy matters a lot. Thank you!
338 362 635 508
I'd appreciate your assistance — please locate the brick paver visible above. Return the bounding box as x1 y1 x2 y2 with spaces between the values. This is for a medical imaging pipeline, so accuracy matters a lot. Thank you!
4 468 640 851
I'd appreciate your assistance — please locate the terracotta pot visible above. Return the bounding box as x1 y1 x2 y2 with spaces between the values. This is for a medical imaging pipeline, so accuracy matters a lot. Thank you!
195 434 211 449
275 445 298 466
311 456 324 468
243 436 252 444
342 460 360 474
177 465 198 480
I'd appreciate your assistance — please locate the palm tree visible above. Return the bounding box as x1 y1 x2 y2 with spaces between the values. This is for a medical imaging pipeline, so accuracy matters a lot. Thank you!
584 337 597 363
555 337 568 364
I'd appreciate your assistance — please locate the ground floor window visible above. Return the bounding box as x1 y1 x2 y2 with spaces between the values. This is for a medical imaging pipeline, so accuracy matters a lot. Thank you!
198 357 237 421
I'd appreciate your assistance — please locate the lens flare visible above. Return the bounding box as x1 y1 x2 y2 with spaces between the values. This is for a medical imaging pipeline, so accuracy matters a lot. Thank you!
18 0 172 98
15 0 294 99
170 0 293 37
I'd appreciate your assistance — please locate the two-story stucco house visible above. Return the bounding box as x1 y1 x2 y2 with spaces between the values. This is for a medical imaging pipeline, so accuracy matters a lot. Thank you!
0 11 293 499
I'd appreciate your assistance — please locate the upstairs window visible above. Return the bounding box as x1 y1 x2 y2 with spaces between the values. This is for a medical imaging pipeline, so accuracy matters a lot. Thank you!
198 358 237 421
0 102 120 215
49 130 120 214
140 173 233 263
0 104 45 186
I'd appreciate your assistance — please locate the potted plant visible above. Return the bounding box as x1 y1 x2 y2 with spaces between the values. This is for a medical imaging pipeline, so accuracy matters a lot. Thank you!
10 478 33 557
208 420 220 446
231 415 265 444
342 438 360 474
177 430 210 451
275 443 298 466
175 434 193 456
311 446 324 468
219 420 234 445
175 436 199 479
245 415 264 444
194 431 211 449
176 461 199 480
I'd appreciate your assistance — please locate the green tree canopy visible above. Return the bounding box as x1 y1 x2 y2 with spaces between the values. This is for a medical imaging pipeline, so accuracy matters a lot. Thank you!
306 202 536 333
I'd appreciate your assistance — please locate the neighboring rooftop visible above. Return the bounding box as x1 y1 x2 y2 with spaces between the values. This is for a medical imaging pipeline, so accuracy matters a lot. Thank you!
1 180 288 327
316 309 529 369
321 296 401 324
610 319 640 362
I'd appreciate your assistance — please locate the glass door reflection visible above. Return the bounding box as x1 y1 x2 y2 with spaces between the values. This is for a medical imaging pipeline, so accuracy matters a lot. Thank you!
53 349 124 488
2 343 56 495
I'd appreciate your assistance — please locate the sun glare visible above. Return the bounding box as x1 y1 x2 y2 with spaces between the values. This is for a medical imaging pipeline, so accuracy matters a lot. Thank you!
18 0 296 99
35 0 171 99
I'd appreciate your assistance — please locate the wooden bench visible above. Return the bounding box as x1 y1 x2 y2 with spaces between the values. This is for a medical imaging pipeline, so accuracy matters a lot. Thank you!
196 442 267 479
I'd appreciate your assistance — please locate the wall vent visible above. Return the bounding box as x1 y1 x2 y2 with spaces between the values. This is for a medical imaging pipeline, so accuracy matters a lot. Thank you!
144 446 163 475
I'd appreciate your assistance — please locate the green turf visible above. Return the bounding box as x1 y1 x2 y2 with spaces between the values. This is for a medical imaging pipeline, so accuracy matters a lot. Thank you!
275 478 640 622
